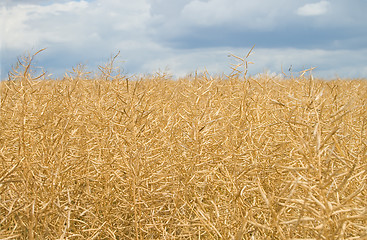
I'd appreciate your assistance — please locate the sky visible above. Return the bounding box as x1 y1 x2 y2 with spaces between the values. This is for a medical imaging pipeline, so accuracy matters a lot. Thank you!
1 0 367 80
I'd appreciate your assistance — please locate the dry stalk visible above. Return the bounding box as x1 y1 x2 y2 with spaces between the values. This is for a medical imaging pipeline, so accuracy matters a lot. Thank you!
0 52 366 239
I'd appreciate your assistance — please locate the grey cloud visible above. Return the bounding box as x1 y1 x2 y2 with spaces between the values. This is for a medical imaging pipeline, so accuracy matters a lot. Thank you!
148 0 367 52
150 0 189 17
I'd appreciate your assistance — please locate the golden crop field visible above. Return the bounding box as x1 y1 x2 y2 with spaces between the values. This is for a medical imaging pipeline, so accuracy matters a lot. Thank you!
0 52 366 239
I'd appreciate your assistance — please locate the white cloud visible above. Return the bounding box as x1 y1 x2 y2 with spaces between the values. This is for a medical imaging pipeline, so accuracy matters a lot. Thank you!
139 48 230 77
297 1 330 16
2 1 90 49
2 0 151 50
0 0 155 79
132 46 367 79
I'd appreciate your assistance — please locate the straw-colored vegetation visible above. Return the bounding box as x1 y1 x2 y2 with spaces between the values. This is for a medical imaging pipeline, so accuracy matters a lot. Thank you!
0 50 366 239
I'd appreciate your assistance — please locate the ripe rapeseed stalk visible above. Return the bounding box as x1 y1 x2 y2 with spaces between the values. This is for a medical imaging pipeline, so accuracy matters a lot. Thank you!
0 50 366 239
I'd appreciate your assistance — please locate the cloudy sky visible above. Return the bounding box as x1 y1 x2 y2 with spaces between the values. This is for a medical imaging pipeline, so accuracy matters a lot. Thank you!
1 0 367 80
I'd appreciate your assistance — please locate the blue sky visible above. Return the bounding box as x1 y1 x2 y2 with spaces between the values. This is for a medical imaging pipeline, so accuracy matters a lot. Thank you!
1 0 367 80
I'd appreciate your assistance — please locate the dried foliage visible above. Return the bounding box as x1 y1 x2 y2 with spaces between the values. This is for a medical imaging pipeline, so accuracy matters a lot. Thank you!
0 51 367 239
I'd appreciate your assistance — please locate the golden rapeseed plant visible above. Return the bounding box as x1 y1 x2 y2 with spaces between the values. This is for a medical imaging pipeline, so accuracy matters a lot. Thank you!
0 50 366 239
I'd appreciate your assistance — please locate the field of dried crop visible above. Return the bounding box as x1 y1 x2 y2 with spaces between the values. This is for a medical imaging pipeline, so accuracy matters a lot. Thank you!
0 54 367 239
